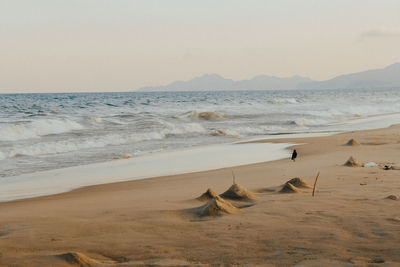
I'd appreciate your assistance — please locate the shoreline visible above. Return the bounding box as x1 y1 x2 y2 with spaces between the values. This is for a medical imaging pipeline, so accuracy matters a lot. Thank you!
0 124 400 265
1 117 399 203
0 142 295 202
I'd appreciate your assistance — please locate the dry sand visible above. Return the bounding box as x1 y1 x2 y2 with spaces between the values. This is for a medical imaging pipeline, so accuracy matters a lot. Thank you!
1 125 400 266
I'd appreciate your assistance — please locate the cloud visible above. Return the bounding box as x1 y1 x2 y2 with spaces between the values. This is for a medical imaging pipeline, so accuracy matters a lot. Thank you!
360 29 400 39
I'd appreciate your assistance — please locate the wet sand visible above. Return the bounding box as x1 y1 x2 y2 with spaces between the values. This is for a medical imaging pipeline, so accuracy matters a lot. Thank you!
0 125 400 266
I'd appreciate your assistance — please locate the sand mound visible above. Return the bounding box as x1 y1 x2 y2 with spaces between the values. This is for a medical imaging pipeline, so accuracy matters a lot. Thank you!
57 252 100 267
386 195 399 200
279 182 302 194
197 188 218 202
344 156 362 167
197 196 240 217
285 178 312 189
220 183 256 201
346 138 360 146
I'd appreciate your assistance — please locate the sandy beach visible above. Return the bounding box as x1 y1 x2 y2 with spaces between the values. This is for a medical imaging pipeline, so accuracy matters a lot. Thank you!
0 125 399 266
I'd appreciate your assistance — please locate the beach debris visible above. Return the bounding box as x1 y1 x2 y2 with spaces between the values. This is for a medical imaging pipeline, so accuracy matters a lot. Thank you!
360 182 367 186
387 217 400 222
197 188 218 202
312 172 320 197
197 196 240 217
287 177 312 189
363 162 376 167
382 164 400 170
386 195 399 200
279 182 302 193
344 156 362 167
384 165 392 170
220 182 256 201
122 153 133 159
345 138 360 146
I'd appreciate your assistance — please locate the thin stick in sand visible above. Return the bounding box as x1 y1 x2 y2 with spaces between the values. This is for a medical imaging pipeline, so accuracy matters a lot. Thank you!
312 172 320 197
231 170 236 184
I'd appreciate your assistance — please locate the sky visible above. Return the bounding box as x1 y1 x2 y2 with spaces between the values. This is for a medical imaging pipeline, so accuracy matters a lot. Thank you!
1 0 400 93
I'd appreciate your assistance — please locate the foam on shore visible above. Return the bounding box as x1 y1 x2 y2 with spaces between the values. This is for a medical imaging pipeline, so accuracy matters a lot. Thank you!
0 142 293 202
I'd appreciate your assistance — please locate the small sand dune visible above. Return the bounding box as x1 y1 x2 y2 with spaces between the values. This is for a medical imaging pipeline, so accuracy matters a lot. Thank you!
196 196 240 217
279 182 302 194
56 252 121 266
220 183 256 201
196 188 218 202
345 138 360 146
344 156 362 167
285 177 311 189
56 252 101 266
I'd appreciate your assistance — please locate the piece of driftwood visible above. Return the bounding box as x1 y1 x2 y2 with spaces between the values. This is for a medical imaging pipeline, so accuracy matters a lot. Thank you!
312 172 320 197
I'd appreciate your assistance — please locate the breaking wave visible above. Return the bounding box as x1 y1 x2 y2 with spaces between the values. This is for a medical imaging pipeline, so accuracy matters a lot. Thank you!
5 122 206 158
0 119 84 141
212 125 289 137
290 118 330 127
2 89 400 178
268 98 299 104
177 111 226 120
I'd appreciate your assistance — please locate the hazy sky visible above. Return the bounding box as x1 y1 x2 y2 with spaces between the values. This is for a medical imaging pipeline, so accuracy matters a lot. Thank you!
1 0 400 93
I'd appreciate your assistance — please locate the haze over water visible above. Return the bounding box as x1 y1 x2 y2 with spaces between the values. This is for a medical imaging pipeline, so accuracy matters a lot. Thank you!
1 88 400 178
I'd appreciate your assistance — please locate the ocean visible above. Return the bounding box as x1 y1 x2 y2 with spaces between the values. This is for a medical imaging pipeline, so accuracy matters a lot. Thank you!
1 88 400 179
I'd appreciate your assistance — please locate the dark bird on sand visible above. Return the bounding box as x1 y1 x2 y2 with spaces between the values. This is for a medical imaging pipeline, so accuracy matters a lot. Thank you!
291 149 297 162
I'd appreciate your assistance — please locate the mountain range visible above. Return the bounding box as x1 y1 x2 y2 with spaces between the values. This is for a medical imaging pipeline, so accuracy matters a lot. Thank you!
138 62 400 91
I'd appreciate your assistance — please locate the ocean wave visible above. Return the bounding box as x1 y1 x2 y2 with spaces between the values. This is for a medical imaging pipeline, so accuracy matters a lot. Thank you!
216 125 289 137
7 134 157 157
210 129 241 138
0 151 5 160
163 122 206 135
0 118 84 141
268 98 299 104
5 122 206 158
177 110 226 120
291 118 330 127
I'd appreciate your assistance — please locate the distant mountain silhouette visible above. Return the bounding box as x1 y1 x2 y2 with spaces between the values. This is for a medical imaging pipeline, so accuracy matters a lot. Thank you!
138 74 312 91
297 62 400 89
138 62 400 91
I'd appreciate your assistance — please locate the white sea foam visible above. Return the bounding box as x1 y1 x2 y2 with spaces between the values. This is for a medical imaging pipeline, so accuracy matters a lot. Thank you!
86 116 103 124
163 122 206 135
268 98 298 104
0 119 84 141
223 125 289 136
0 151 5 161
293 118 331 127
5 122 206 158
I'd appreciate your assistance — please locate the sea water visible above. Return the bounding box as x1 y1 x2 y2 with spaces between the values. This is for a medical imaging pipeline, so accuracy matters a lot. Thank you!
1 88 400 179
